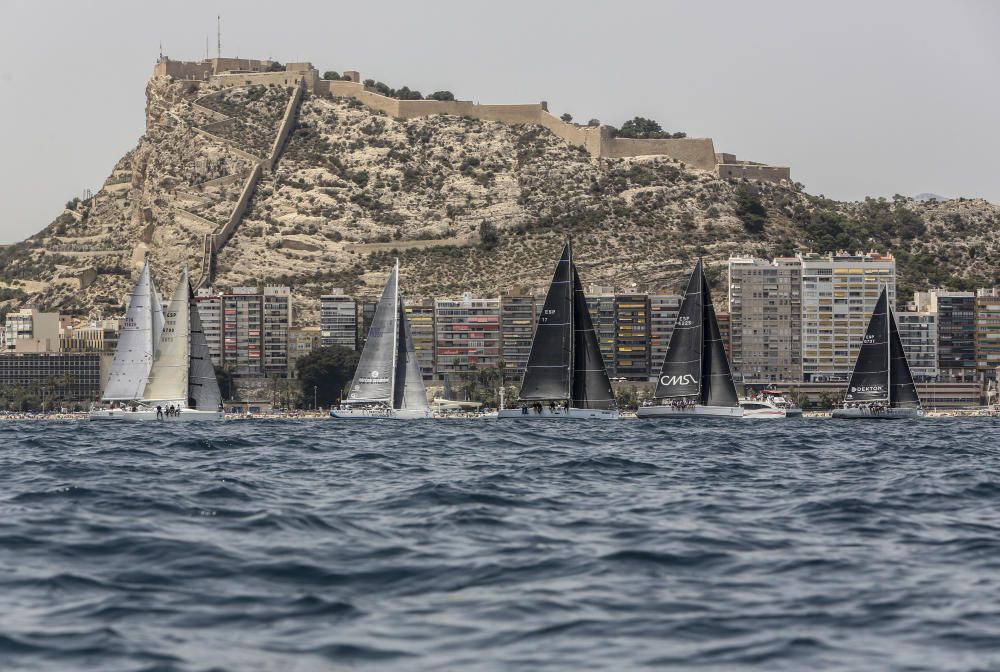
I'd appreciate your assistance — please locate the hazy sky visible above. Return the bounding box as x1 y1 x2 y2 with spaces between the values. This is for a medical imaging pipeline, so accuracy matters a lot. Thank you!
0 0 997 243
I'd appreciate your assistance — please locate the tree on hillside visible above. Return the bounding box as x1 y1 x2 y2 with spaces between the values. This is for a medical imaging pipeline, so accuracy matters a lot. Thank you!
427 91 456 101
322 71 340 81
560 113 573 123
734 183 768 234
587 118 600 127
611 117 687 139
267 61 285 72
296 346 361 408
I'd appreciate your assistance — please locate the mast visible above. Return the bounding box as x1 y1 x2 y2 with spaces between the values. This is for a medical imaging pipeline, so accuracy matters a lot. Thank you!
885 283 891 403
567 240 574 404
390 258 400 400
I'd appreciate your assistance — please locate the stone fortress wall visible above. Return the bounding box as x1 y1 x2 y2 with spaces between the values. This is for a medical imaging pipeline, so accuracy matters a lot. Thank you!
153 57 789 181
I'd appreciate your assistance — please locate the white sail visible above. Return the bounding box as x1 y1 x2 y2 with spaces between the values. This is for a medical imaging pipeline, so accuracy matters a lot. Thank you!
346 263 400 404
400 298 430 411
103 260 157 400
143 268 191 404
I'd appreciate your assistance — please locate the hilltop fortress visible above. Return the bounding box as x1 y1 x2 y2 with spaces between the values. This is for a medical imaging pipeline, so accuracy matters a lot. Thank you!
155 57 790 183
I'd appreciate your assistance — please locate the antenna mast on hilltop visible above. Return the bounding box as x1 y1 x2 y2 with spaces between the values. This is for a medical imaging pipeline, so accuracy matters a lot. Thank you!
217 15 221 59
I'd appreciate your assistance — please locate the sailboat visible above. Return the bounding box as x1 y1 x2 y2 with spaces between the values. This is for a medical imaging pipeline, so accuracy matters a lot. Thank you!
89 267 224 421
330 260 432 419
831 287 923 419
497 241 619 420
92 258 164 407
636 260 743 419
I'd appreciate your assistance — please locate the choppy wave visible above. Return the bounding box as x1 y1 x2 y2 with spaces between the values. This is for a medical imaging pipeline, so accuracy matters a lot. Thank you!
2 418 1000 670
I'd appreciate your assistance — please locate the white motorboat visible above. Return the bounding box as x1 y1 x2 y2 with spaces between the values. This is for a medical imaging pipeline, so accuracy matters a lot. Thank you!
497 241 619 420
739 391 804 418
637 260 744 420
331 261 433 420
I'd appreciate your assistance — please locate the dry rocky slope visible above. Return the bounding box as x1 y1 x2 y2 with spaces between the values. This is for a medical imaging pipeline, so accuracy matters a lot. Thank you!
2 74 999 324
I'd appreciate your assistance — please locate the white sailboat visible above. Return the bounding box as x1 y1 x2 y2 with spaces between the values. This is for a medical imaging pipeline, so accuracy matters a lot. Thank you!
497 241 619 420
330 260 432 420
89 267 224 422
637 260 744 419
831 287 924 419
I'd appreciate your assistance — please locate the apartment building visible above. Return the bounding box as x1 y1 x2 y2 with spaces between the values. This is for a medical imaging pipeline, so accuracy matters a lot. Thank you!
60 319 120 355
975 288 1000 381
221 286 292 377
499 287 537 383
404 299 436 379
194 290 224 367
4 308 60 352
799 252 895 381
613 293 650 379
649 294 682 377
585 286 616 372
728 256 802 382
434 294 501 374
895 306 938 382
914 290 977 382
320 290 358 350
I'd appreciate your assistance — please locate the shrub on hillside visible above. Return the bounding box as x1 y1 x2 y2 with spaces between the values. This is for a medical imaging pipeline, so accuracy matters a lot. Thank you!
427 91 456 101
734 183 767 234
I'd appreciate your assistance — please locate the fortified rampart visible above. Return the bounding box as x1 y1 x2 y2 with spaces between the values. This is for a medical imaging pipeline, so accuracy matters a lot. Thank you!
153 57 789 181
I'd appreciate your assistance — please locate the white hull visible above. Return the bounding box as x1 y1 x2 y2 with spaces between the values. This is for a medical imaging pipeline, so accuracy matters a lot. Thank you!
636 404 744 419
497 407 620 420
738 399 803 418
329 407 433 420
831 406 924 420
88 408 224 422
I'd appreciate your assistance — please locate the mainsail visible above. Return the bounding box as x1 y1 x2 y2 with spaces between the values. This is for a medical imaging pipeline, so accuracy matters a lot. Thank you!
519 242 573 401
844 289 890 403
143 268 191 403
104 260 158 401
188 283 222 410
653 260 737 406
347 263 400 404
653 260 704 399
571 266 615 410
889 304 921 408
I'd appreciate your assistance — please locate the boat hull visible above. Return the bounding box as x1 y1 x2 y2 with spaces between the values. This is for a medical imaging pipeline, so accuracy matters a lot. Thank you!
497 407 620 420
636 404 744 419
88 409 224 422
329 407 433 420
831 406 924 420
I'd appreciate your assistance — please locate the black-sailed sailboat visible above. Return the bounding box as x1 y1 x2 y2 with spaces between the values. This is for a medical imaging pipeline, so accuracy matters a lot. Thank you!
498 241 619 419
636 259 743 419
832 286 923 419
330 260 432 419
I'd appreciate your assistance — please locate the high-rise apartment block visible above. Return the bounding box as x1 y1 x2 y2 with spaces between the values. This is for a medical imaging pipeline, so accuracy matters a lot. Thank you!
499 287 536 383
914 290 976 382
221 286 292 377
649 294 682 377
975 288 1000 381
728 256 802 382
613 293 650 379
194 289 224 367
895 305 938 382
320 290 358 350
585 287 616 372
404 299 436 379
799 252 895 381
434 294 501 374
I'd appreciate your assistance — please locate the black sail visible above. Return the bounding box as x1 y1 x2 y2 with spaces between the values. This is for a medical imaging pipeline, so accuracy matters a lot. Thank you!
889 308 921 408
571 266 616 410
701 275 739 407
653 260 704 399
519 242 573 401
844 288 890 403
187 283 222 410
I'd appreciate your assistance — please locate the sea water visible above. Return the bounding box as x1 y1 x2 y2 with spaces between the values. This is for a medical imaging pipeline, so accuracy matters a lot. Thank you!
1 418 999 671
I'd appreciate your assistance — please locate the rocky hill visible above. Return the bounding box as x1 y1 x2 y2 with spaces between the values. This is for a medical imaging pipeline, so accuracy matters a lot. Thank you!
2 72 998 324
